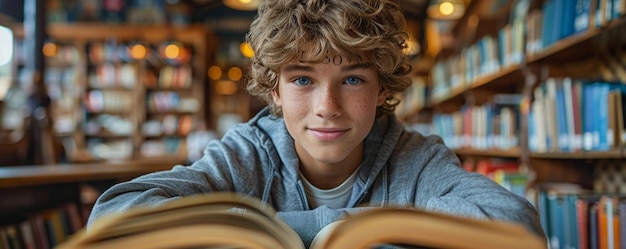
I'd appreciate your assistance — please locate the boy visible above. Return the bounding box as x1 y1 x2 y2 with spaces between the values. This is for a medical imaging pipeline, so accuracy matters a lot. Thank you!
88 0 546 247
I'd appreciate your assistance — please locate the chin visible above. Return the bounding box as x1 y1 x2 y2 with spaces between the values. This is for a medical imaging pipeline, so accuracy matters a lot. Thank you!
309 150 350 164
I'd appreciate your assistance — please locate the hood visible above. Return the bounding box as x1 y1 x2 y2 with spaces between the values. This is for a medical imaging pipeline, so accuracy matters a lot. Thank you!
250 107 405 206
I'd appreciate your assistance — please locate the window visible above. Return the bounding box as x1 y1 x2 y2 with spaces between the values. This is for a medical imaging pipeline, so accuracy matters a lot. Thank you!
0 25 13 100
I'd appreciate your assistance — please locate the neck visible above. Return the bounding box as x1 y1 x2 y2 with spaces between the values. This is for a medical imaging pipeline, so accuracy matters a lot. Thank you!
298 144 363 190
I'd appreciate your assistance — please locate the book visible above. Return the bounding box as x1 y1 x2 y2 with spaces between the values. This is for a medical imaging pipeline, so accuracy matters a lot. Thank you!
576 198 590 249
57 193 547 249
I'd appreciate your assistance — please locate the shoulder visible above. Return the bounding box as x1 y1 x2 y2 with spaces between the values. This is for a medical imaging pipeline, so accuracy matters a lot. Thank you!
395 122 448 152
214 108 292 160
223 108 287 143
386 119 460 168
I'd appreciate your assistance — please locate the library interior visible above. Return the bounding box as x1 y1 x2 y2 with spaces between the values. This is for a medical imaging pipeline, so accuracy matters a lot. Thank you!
0 0 625 248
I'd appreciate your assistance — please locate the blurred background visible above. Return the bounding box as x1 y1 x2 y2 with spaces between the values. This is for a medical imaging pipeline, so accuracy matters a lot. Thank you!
0 0 461 165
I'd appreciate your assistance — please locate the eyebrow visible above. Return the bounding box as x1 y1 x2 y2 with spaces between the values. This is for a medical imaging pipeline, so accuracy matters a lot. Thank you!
281 62 374 73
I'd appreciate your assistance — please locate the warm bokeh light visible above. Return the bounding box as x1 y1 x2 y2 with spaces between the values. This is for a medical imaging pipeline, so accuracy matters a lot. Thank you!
404 40 420 56
42 42 58 57
439 1 454 16
427 0 464 20
240 42 254 59
208 65 222 80
215 80 238 95
227 67 243 81
130 44 147 60
164 44 180 59
223 0 261 11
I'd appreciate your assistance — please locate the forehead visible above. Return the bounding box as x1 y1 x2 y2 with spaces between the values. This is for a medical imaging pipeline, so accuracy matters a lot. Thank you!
282 54 376 72
295 49 370 66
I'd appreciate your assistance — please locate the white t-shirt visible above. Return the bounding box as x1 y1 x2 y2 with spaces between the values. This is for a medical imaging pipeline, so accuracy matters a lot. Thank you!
299 168 359 209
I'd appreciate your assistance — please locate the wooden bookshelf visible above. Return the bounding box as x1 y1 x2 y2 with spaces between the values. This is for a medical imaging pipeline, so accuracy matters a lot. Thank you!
454 147 522 159
529 149 623 160
11 23 217 163
415 0 626 164
406 0 626 247
0 160 184 247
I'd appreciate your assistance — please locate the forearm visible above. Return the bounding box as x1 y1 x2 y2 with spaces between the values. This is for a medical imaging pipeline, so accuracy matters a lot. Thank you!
87 164 228 226
87 185 180 226
424 189 545 235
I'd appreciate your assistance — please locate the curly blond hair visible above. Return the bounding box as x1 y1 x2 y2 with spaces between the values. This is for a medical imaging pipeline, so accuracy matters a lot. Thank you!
245 0 412 116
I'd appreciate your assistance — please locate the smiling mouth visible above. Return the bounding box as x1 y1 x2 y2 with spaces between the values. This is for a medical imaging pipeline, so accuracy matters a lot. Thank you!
309 128 348 141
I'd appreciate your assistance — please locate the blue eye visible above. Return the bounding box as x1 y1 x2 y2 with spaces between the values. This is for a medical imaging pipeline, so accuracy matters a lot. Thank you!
344 77 361 85
294 77 311 86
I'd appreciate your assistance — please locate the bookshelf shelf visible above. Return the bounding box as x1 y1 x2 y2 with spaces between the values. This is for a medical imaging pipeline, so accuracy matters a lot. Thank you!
0 162 179 188
529 149 623 160
430 85 466 107
468 64 523 91
454 147 522 158
426 64 524 115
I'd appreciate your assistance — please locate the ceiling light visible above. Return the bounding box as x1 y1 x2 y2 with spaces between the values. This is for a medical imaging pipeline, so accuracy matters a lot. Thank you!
427 0 465 20
223 0 261 11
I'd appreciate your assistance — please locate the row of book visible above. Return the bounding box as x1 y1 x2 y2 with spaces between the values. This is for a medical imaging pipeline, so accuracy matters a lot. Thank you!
464 158 528 199
88 63 138 89
84 90 134 113
394 77 428 119
537 184 626 249
0 202 85 249
13 41 81 67
430 0 625 104
84 113 198 138
144 65 193 90
432 94 521 150
45 67 82 135
83 114 135 137
139 137 187 158
43 44 81 68
45 68 81 101
141 114 196 137
146 91 200 113
89 62 195 91
527 0 626 55
88 39 192 65
430 0 528 102
86 138 134 160
528 79 626 152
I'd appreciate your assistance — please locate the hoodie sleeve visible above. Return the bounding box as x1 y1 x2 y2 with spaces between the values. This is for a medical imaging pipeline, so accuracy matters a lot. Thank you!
87 128 269 226
411 136 546 239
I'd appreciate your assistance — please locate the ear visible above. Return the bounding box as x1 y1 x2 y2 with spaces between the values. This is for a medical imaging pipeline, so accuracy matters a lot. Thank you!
271 87 282 107
376 89 388 106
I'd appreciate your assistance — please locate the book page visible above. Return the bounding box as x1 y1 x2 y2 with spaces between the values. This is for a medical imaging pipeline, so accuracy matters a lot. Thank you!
311 207 547 249
58 193 305 249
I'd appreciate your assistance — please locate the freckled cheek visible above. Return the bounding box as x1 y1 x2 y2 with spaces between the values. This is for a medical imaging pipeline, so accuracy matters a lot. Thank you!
350 96 379 114
282 94 310 114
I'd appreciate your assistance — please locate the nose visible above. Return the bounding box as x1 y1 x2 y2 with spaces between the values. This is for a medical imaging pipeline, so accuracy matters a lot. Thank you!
314 85 342 119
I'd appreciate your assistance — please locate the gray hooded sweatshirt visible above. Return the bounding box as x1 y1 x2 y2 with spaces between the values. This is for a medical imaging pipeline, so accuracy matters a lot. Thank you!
88 107 546 247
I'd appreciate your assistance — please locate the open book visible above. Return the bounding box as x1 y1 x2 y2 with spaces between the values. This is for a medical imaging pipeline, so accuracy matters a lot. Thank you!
57 193 547 249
